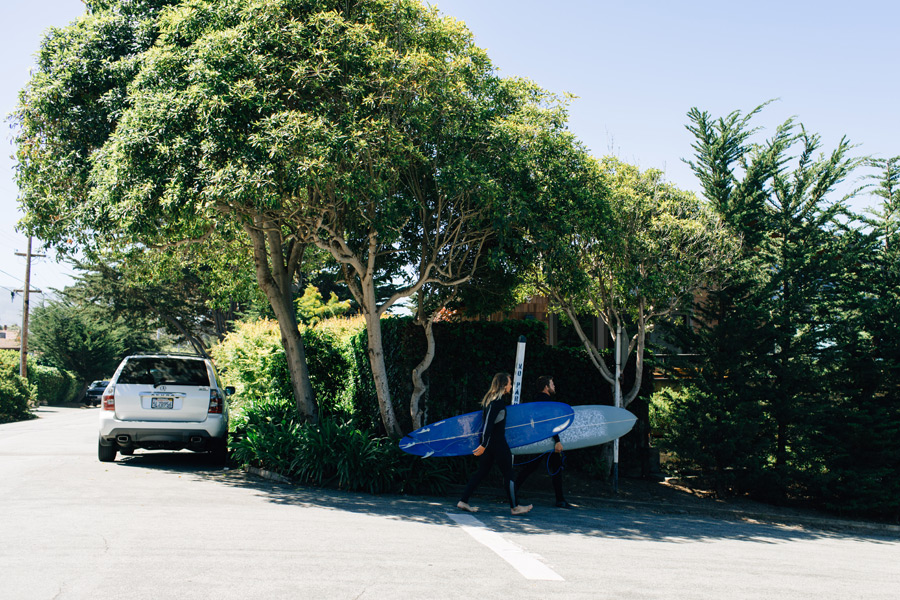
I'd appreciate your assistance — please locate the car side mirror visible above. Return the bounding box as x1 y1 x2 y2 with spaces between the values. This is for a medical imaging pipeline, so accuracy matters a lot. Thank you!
225 386 236 396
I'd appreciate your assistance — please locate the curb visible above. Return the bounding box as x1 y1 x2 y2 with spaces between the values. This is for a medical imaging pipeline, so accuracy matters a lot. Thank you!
582 494 900 536
245 465 292 484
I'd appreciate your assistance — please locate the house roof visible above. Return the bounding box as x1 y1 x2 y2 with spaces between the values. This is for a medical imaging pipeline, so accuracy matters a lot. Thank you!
0 331 21 351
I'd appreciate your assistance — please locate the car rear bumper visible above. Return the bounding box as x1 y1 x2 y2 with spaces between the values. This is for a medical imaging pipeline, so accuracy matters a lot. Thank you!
99 413 227 445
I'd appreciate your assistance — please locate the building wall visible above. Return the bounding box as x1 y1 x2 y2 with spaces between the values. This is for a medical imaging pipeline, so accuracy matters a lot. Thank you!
480 296 612 350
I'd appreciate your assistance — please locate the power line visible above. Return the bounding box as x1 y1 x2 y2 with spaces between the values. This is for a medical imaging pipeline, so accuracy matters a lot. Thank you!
0 267 26 284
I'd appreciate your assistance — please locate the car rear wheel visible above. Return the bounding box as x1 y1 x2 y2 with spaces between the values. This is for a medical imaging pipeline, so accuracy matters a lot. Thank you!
98 438 117 462
209 438 228 466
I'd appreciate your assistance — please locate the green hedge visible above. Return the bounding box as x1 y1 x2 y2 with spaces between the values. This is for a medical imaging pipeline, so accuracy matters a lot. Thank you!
0 351 34 423
30 364 79 405
343 317 654 482
210 319 353 419
344 317 619 434
214 315 653 494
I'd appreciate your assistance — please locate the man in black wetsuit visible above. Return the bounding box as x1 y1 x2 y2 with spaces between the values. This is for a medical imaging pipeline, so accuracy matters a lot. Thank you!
514 375 572 508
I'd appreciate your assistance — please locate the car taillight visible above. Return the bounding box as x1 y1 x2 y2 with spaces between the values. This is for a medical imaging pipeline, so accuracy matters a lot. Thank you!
208 389 224 414
102 386 115 411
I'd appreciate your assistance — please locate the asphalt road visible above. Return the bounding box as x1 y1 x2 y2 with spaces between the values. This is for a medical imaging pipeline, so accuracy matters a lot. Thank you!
2 406 898 600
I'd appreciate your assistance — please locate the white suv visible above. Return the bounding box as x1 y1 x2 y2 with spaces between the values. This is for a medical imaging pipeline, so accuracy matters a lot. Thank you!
98 354 233 463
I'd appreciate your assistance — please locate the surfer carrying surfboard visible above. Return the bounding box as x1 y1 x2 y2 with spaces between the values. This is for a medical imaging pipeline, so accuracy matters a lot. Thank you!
457 373 534 516
514 376 572 509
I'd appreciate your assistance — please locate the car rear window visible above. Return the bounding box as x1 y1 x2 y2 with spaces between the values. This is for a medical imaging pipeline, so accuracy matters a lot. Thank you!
118 358 210 386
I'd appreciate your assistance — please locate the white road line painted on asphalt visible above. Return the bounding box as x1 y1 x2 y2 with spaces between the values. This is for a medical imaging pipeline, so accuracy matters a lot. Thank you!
446 512 564 581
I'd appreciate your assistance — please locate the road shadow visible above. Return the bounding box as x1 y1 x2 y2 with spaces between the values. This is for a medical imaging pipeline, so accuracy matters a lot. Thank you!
112 450 898 546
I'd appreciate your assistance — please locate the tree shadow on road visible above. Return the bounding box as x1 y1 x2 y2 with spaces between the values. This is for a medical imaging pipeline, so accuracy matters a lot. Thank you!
115 450 898 546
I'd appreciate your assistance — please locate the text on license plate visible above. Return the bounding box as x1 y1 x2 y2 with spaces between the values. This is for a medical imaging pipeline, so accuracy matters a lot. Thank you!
151 398 174 409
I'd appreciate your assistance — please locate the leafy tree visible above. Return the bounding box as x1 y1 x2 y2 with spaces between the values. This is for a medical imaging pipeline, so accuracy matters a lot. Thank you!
759 129 862 481
14 0 177 247
407 256 522 429
659 104 796 495
64 241 255 357
528 155 737 409
864 156 900 253
15 0 332 422
15 0 568 436
28 298 159 392
282 8 575 436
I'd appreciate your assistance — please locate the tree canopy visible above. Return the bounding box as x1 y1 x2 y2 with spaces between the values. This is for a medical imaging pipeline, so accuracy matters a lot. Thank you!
14 0 580 435
526 155 737 407
29 297 159 386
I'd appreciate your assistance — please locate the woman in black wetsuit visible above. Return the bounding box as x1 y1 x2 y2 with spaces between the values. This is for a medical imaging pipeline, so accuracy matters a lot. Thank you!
457 372 533 515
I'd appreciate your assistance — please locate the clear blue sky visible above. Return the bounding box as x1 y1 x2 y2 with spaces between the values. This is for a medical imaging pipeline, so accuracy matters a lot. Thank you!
2 0 898 326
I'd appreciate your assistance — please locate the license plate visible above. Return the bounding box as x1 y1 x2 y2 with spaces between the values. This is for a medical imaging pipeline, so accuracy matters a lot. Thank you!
151 398 174 409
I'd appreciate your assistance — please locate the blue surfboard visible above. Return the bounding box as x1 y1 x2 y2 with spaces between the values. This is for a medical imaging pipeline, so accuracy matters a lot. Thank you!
398 401 574 458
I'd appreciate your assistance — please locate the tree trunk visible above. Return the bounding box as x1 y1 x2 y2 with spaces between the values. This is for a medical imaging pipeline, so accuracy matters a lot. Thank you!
363 309 402 437
622 307 648 408
278 320 316 421
410 317 436 430
245 222 317 422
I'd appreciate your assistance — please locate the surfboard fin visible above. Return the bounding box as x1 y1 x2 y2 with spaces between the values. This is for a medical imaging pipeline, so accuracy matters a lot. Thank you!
552 418 572 434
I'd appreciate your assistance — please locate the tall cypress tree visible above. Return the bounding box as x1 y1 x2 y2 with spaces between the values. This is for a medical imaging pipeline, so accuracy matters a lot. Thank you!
813 157 900 518
660 105 793 496
664 105 863 500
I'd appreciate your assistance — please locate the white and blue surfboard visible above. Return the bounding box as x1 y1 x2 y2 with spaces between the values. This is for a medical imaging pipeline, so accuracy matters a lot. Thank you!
511 405 636 455
398 401 574 458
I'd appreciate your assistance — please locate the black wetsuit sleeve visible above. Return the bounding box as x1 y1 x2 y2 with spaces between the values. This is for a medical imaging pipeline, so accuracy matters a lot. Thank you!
480 401 502 447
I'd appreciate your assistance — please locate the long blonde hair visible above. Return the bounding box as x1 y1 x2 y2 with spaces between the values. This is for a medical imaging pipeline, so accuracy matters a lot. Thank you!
481 372 511 407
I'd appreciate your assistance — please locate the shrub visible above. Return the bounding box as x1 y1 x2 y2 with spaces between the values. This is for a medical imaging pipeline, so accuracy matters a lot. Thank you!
228 397 454 494
0 351 34 423
295 284 351 325
29 364 79 404
228 396 304 472
650 383 770 497
211 318 353 419
211 319 294 408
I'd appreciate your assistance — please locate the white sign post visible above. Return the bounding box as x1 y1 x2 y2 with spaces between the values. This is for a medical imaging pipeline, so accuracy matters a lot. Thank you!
512 335 526 404
613 323 625 493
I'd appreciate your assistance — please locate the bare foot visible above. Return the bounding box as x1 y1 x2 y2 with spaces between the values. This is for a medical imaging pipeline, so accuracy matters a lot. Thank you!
457 501 479 513
510 504 533 515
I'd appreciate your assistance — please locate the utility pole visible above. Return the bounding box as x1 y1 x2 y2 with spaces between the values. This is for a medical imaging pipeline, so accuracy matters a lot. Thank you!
15 236 44 381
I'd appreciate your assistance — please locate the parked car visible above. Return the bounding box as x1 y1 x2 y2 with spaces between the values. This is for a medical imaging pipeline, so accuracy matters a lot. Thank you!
83 380 110 407
98 354 234 464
